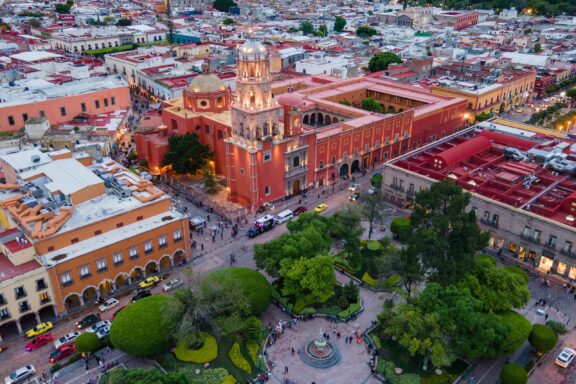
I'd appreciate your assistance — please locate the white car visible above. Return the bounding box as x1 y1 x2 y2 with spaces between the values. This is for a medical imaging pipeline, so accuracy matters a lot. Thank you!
85 320 111 333
4 365 35 384
162 278 182 292
53 331 80 349
555 347 576 368
95 325 111 340
348 184 361 192
99 298 119 312
368 186 378 194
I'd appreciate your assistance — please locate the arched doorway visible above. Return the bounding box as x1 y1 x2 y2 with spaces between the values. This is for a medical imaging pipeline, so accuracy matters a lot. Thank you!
64 294 81 311
303 115 309 125
173 250 186 266
339 163 349 177
145 261 159 277
351 159 360 173
363 157 369 170
0 321 20 340
499 103 505 113
318 177 324 187
317 114 324 125
38 305 56 323
98 280 114 298
386 106 396 114
332 116 338 124
82 287 98 305
130 267 144 281
325 114 331 125
115 273 130 289
19 313 38 333
292 179 301 195
159 255 172 272
310 113 316 125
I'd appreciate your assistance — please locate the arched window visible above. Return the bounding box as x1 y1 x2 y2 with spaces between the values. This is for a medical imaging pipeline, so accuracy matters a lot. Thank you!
255 127 261 139
263 123 269 136
238 123 244 137
272 123 278 135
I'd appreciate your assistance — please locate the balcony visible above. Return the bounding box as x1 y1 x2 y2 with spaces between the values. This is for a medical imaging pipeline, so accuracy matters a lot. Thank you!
15 290 27 300
144 248 153 255
390 184 405 192
113 260 123 267
173 236 182 243
97 267 108 273
544 243 556 251
129 254 139 260
560 248 573 257
80 273 92 280
285 165 307 178
0 297 5 306
36 282 47 292
62 280 73 288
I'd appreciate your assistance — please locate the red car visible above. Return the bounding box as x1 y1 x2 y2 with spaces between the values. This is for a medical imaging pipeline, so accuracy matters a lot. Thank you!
49 344 76 363
26 333 53 351
293 206 308 216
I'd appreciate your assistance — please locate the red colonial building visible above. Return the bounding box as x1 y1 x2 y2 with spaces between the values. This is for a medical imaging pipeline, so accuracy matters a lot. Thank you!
135 41 467 211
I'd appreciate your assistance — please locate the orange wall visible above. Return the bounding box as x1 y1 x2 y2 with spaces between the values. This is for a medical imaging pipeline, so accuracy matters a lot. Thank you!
0 86 130 132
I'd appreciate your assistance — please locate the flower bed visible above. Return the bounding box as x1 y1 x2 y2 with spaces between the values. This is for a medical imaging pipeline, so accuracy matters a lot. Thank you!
173 332 218 363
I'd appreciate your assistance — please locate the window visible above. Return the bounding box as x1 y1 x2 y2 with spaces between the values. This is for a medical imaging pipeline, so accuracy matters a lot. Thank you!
265 186 271 196
144 240 153 254
39 111 45 118
95 100 100 109
533 230 541 242
36 279 47 291
263 151 271 162
47 246 54 252
522 226 531 237
8 116 14 125
79 265 91 279
137 215 143 221
14 286 26 299
173 230 182 242
0 293 5 306
18 301 30 314
491 214 499 226
81 103 86 112
61 271 72 287
22 113 28 122
548 235 556 249
94 230 102 236
129 246 138 260
408 183 414 194
293 156 300 168
0 308 9 320
319 160 324 169
331 156 336 165
40 292 50 304
104 98 109 107
111 96 116 105
205 125 210 133
96 258 107 272
563 241 573 255
113 252 123 266
71 238 79 244
117 222 124 228
158 235 167 249
240 168 244 175
60 107 66 116
483 211 490 222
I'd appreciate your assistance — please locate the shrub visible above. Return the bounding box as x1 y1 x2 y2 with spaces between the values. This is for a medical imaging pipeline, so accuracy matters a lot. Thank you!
221 376 236 384
338 302 361 319
382 275 401 290
244 317 262 341
500 363 527 384
75 332 101 354
366 240 381 251
546 320 568 335
110 295 184 357
247 340 259 364
299 307 316 315
496 310 531 355
362 272 378 287
228 342 252 374
203 267 271 315
173 332 217 363
390 218 411 242
528 324 557 353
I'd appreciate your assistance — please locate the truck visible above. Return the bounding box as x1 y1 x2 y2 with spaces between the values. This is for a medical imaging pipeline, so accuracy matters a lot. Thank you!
246 215 276 238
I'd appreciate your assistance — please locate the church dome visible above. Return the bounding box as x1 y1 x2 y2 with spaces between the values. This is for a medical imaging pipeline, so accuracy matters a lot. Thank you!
238 40 267 59
277 92 304 107
187 74 226 93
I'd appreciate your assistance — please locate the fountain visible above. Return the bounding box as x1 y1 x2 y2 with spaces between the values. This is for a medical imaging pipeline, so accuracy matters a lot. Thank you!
300 329 341 368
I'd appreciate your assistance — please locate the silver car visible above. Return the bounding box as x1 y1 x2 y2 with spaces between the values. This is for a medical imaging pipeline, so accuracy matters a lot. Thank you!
162 278 182 292
85 320 111 333
54 331 80 349
96 325 111 340
5 365 35 384
99 298 119 312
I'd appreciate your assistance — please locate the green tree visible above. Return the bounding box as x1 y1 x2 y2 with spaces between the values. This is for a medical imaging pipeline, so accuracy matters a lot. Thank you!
203 166 219 194
28 18 41 28
163 133 212 175
367 51 402 72
361 97 384 113
390 217 412 242
334 16 346 32
280 255 336 300
314 24 328 37
75 332 101 354
65 0 74 5
371 173 383 189
565 88 576 101
356 26 378 38
533 43 542 53
165 0 174 44
375 245 423 298
244 316 262 341
368 10 374 15
495 310 532 355
212 0 237 12
410 180 489 286
500 364 528 384
300 21 314 35
360 186 387 239
222 18 234 25
116 18 131 26
111 295 184 357
54 3 71 13
528 324 557 353
287 27 299 33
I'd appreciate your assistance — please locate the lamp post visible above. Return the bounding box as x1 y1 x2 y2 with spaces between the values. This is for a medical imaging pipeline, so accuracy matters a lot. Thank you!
257 353 262 372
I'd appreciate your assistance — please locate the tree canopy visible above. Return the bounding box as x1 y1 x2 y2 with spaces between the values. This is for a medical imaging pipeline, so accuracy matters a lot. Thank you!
356 26 378 38
300 21 314 35
222 18 234 25
116 18 132 26
361 97 384 113
500 364 528 384
54 3 71 13
212 0 237 12
280 255 336 299
367 52 402 73
528 324 557 353
163 133 212 175
334 16 346 32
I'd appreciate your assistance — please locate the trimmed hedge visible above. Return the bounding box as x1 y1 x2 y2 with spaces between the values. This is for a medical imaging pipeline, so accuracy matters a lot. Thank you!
203 267 271 315
383 275 401 289
338 302 361 319
247 340 259 364
528 324 557 353
75 332 101 354
173 332 217 363
362 272 378 287
110 295 184 357
221 376 236 384
500 363 527 384
228 342 252 374
390 218 412 242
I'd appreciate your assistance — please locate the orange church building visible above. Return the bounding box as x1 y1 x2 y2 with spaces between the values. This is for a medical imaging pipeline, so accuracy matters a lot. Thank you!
135 41 468 211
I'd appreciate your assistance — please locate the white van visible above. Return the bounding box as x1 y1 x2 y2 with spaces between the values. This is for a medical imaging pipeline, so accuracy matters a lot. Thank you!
275 209 294 224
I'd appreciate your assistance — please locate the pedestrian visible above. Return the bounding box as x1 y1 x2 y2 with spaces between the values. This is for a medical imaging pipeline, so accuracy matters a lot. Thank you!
284 366 288 374
291 347 295 356
545 313 549 320
336 332 341 339
106 346 111 354
201 243 204 251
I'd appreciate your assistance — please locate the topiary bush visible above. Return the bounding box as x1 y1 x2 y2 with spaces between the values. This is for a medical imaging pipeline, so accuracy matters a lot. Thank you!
247 340 259 364
546 320 567 335
500 363 527 384
110 295 184 357
75 332 101 354
228 342 252 374
173 332 217 363
390 218 411 242
496 310 532 355
528 324 557 353
202 267 271 315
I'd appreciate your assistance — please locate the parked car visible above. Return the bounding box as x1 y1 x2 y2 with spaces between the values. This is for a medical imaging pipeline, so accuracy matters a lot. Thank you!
95 326 111 340
138 276 160 289
112 306 126 320
26 334 53 351
314 203 328 213
76 314 101 329
349 193 360 202
54 331 80 349
368 186 378 194
293 206 308 216
48 344 76 363
99 298 119 312
162 278 182 292
26 322 53 338
85 320 111 333
4 365 35 384
131 290 152 303
348 183 361 192
556 347 576 368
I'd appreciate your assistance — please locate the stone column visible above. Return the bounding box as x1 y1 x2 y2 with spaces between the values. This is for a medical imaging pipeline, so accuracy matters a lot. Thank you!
15 320 23 335
35 312 41 323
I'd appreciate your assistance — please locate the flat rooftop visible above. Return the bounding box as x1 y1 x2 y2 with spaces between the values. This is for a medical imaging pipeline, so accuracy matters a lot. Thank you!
0 253 41 284
390 122 576 228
